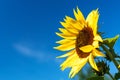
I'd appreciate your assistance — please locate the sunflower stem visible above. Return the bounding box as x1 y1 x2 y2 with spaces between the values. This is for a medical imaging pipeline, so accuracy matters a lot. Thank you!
101 44 120 71
107 71 116 80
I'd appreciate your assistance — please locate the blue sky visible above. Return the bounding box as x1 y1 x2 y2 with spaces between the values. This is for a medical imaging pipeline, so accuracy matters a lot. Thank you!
0 0 120 80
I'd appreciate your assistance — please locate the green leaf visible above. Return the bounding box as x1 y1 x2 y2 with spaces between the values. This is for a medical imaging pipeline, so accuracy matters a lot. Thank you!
115 72 120 79
103 35 119 48
87 76 104 80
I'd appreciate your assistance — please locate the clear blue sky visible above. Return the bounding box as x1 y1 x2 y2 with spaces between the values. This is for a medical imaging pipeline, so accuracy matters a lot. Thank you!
0 0 120 80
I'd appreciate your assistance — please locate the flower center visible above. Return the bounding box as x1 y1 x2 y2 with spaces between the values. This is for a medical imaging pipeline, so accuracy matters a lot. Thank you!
76 27 94 58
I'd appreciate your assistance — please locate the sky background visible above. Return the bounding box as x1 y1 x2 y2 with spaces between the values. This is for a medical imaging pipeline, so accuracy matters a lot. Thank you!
0 0 120 80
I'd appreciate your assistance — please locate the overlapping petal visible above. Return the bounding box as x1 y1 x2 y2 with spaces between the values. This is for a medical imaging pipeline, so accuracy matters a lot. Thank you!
73 7 86 25
56 32 76 39
56 39 75 44
54 40 75 51
86 9 99 36
94 34 103 42
92 49 105 57
89 53 99 71
57 50 75 58
60 52 77 70
69 57 88 78
79 45 94 53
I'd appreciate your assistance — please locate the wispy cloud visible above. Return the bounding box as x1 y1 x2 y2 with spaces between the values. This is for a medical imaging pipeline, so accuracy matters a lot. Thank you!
59 78 65 80
13 43 53 62
13 43 64 64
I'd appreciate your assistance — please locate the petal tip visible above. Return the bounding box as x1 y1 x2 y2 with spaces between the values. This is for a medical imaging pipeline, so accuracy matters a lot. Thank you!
53 47 57 49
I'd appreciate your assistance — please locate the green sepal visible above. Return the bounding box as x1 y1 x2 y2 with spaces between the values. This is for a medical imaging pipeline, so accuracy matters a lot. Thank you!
103 35 119 48
87 76 104 80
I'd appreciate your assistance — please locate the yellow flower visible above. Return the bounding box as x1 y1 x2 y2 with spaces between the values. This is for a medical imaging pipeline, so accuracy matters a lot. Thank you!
54 7 105 78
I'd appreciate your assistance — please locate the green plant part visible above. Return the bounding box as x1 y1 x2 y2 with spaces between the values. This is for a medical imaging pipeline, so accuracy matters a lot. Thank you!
103 35 119 49
93 60 110 76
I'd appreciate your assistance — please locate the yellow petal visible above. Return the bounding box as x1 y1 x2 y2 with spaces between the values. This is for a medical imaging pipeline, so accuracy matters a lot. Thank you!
54 40 75 51
61 16 83 33
73 7 85 22
66 28 79 35
86 9 99 36
58 28 71 35
71 21 84 31
93 49 105 57
56 32 76 39
60 22 79 34
92 41 99 48
89 53 99 71
79 45 94 53
94 34 103 42
56 39 75 44
69 57 88 78
56 50 75 58
60 52 78 70
60 22 71 29
64 16 75 22
65 16 84 31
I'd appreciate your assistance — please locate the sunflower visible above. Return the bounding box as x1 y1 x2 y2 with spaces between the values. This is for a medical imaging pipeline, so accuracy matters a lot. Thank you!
54 7 105 78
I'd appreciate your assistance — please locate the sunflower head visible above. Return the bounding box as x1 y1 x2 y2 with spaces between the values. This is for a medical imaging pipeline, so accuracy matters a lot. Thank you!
76 27 94 58
54 7 105 78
